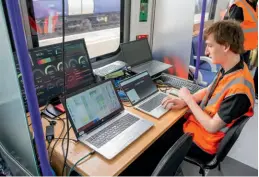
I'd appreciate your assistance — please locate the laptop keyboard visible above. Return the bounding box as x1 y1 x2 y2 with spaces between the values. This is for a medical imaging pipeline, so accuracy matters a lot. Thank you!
160 73 203 94
95 64 118 76
94 61 126 76
86 113 139 148
138 93 167 112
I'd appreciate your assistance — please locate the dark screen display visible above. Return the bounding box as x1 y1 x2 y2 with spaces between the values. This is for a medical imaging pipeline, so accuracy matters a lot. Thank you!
120 72 157 105
120 39 152 66
15 39 95 108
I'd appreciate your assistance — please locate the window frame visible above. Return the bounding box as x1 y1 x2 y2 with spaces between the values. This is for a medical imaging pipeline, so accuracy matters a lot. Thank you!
23 0 126 63
193 0 218 24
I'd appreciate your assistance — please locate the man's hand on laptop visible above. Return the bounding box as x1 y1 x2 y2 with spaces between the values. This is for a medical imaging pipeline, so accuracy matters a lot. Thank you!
161 96 187 110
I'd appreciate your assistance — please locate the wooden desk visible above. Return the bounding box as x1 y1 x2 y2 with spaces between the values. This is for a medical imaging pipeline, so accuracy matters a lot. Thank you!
40 95 188 176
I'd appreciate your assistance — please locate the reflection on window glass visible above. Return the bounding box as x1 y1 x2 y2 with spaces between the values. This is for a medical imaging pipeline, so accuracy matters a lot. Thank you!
30 0 121 58
195 0 212 14
193 0 217 23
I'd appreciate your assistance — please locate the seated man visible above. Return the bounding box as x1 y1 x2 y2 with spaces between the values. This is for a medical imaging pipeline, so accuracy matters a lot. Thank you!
162 20 255 162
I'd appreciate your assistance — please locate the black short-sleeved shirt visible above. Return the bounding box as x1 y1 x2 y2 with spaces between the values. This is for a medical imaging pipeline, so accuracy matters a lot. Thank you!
224 0 257 22
215 61 251 124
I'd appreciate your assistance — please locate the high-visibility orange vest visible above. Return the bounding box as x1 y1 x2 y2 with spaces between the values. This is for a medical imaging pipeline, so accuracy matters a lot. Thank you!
44 12 58 34
227 0 258 51
183 62 255 154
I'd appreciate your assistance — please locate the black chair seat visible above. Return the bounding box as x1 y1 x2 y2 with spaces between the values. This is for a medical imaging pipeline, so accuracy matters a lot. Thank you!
151 133 193 176
184 116 250 176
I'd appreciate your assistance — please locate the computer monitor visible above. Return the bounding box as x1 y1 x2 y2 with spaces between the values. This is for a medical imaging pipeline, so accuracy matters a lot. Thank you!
14 39 95 109
120 39 152 66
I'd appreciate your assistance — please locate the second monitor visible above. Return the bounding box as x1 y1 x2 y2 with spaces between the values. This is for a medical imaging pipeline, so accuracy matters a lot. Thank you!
15 39 95 108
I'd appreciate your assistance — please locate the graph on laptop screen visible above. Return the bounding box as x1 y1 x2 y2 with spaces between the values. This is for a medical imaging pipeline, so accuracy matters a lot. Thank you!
66 81 121 133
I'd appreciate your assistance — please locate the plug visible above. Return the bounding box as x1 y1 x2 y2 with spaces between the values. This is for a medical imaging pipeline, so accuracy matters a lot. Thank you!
46 125 54 144
50 121 56 126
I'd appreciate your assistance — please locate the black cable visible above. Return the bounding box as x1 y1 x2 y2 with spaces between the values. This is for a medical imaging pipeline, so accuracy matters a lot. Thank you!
53 138 77 143
67 150 95 176
42 116 52 123
61 0 69 175
61 126 72 175
47 141 52 151
49 116 65 163
62 126 72 158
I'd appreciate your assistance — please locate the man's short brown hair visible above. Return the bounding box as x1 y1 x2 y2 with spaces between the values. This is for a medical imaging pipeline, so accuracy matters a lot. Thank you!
204 20 244 54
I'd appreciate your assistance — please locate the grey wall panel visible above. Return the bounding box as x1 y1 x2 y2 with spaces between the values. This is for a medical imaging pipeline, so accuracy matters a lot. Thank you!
130 0 155 42
0 1 39 175
152 0 195 79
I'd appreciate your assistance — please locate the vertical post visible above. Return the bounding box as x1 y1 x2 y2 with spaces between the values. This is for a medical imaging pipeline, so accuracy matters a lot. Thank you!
5 0 53 175
194 0 207 81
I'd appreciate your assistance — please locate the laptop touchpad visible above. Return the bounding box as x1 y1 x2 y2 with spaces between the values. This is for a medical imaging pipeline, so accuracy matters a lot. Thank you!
150 105 168 118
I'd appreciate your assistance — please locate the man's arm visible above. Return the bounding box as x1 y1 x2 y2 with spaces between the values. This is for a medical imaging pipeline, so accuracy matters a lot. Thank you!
180 88 251 133
192 86 210 103
185 96 226 133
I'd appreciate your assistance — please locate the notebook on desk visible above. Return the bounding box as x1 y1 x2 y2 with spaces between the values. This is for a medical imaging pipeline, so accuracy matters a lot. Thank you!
63 80 153 159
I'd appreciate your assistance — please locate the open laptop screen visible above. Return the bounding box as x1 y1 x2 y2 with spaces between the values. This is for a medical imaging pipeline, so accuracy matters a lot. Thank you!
66 81 122 133
120 39 152 66
120 72 158 105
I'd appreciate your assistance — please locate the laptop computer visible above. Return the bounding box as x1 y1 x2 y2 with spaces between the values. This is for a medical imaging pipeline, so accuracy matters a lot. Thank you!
119 71 170 119
64 80 154 159
120 39 172 77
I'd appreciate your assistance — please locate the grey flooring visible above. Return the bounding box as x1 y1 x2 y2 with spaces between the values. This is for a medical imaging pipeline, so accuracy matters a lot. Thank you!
181 156 258 176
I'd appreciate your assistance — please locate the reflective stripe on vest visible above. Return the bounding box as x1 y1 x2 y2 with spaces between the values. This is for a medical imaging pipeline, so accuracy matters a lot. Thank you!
207 77 255 107
200 71 222 109
233 0 258 33
243 27 258 33
239 0 258 25
235 0 258 50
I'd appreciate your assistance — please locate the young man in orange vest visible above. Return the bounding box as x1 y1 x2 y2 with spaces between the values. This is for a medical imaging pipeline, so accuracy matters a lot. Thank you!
224 0 257 64
224 0 258 98
161 20 255 162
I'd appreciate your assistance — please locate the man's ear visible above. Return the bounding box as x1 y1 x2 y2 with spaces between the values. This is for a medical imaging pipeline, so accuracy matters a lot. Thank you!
223 44 230 52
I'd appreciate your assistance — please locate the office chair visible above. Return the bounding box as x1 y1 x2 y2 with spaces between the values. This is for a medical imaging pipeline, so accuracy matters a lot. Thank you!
151 133 193 176
184 116 250 176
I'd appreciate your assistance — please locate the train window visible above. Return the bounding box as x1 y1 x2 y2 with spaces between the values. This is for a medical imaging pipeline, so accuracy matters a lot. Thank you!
28 0 121 58
194 0 216 23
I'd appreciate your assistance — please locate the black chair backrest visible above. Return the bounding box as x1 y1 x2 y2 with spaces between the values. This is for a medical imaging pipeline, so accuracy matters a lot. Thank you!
151 133 193 176
216 116 249 162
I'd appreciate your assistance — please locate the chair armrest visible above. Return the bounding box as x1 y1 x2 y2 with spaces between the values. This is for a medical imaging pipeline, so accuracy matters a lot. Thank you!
193 56 217 73
189 66 208 87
